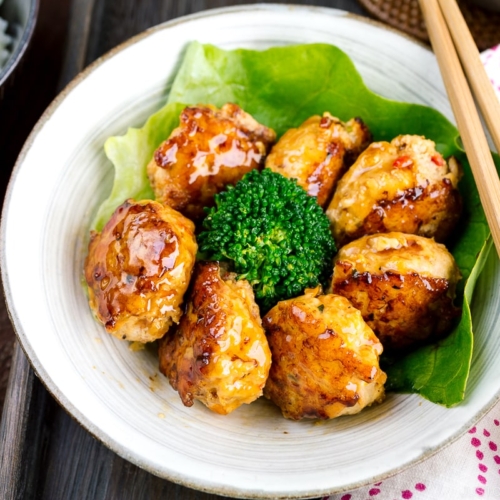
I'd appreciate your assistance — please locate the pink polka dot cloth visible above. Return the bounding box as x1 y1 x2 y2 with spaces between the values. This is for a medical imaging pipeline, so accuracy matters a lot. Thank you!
325 405 500 499
325 45 500 500
481 45 500 101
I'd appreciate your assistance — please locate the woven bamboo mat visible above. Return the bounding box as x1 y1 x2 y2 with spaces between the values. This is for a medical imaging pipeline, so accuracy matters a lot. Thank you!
357 0 500 52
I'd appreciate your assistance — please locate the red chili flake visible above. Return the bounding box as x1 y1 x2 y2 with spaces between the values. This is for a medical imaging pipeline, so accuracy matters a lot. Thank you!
431 154 445 166
320 115 332 128
393 155 413 168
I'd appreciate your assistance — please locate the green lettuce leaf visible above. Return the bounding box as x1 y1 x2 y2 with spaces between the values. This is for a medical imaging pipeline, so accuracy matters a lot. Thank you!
91 102 185 231
168 42 459 154
93 41 493 406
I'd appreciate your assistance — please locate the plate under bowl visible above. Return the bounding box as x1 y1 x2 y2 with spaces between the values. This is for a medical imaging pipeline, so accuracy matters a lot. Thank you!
2 5 500 499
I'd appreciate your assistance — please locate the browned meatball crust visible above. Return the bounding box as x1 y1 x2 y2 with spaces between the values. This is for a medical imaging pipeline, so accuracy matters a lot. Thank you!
147 103 276 220
265 113 371 207
263 288 386 421
159 262 271 415
331 233 462 352
326 135 463 246
84 199 197 343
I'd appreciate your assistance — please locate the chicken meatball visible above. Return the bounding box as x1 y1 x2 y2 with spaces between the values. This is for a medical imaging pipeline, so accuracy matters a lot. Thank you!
265 113 371 207
159 262 271 415
262 287 386 421
147 103 276 220
326 134 463 246
84 199 197 343
331 233 461 352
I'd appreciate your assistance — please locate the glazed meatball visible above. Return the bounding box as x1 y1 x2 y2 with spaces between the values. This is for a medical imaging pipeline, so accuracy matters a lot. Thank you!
326 134 463 246
84 199 197 343
263 287 386 421
147 103 276 220
159 262 271 415
265 113 371 207
331 232 461 352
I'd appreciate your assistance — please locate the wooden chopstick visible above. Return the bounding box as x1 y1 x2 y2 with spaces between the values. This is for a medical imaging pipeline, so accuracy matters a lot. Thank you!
437 0 500 156
419 0 500 256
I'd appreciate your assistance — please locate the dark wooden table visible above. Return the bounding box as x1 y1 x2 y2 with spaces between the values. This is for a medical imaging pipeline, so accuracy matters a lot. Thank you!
0 1 367 499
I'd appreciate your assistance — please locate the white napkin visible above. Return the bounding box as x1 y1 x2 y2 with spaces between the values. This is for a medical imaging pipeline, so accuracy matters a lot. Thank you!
328 402 500 499
481 46 500 102
328 45 500 500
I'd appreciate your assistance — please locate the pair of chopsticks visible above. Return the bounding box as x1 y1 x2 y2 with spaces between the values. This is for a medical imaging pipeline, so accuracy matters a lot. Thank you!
419 0 500 255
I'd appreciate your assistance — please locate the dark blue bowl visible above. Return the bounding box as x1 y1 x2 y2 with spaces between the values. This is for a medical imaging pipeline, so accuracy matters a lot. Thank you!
0 0 39 99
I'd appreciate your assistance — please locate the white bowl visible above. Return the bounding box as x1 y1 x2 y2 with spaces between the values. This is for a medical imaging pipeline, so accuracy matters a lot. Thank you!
3 5 500 499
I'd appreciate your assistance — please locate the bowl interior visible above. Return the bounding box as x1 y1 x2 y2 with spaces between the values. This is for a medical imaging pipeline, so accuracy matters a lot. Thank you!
3 5 500 499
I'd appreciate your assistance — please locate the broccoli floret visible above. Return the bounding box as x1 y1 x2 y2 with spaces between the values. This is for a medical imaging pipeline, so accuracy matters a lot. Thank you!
198 169 337 311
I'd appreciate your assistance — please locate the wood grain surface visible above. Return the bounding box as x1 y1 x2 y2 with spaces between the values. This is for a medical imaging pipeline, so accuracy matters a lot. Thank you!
0 1 365 499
